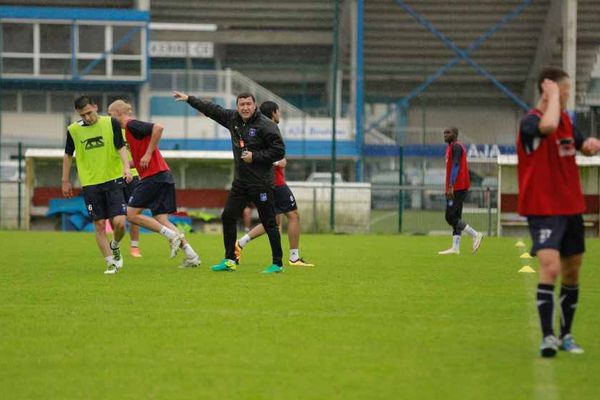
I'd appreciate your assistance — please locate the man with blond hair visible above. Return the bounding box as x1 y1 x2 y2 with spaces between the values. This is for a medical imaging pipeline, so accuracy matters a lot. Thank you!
108 100 200 268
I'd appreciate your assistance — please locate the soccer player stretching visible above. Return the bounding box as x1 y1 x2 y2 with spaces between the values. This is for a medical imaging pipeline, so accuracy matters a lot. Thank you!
517 67 600 357
438 127 483 255
108 100 200 268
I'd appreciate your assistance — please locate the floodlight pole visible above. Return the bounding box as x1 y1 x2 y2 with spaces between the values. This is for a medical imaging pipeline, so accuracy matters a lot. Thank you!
354 0 364 182
0 25 3 227
397 102 407 233
330 0 340 232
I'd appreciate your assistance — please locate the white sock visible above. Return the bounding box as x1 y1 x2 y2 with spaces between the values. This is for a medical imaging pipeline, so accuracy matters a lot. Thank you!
238 234 251 248
104 256 113 264
159 226 178 240
290 249 299 261
452 235 461 250
182 243 197 258
131 240 139 248
463 225 478 238
110 239 120 249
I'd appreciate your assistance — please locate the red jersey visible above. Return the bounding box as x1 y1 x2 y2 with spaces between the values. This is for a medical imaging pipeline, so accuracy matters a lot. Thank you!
274 165 285 186
445 141 470 191
125 119 170 179
517 109 584 216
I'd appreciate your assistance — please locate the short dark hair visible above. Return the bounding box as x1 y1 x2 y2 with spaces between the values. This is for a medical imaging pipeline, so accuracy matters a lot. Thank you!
537 67 569 94
74 95 96 110
236 92 256 104
259 101 279 119
444 127 459 137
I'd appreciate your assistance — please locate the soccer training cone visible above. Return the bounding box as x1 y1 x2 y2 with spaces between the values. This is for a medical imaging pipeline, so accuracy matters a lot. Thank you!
519 252 532 259
515 240 525 247
518 265 536 273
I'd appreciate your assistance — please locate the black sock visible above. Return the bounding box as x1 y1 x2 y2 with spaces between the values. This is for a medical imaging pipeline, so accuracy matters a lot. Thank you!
559 284 579 338
537 284 555 337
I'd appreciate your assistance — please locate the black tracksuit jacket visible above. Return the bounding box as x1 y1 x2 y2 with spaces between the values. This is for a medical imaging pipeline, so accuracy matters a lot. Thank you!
186 96 285 188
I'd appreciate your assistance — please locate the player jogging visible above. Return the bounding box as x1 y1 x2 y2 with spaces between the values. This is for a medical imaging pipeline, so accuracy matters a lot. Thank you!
108 100 200 268
236 101 314 267
62 96 132 275
517 67 600 357
438 127 483 255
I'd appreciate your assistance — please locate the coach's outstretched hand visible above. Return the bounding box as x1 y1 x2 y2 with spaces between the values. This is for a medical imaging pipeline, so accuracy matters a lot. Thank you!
173 91 189 102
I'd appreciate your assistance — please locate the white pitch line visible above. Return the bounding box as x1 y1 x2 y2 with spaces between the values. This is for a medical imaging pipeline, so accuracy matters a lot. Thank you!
369 211 397 227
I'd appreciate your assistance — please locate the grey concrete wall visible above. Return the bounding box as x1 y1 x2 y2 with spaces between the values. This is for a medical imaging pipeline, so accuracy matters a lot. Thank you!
0 181 28 230
288 182 371 233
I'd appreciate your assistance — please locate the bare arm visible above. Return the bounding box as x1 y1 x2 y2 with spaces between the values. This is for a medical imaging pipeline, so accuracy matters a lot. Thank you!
139 124 164 170
118 147 133 183
538 79 561 135
62 154 73 198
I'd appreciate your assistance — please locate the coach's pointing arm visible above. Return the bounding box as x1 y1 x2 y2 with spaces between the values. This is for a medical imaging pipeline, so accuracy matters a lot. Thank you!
173 91 236 129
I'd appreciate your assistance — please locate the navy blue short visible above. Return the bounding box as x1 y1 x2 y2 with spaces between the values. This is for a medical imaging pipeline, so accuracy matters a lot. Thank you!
123 176 140 203
527 214 585 257
273 184 297 215
128 171 177 215
82 178 127 221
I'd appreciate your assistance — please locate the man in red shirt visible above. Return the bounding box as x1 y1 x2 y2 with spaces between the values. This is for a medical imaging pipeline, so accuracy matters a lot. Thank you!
236 101 314 267
108 100 200 268
517 67 600 357
438 127 483 255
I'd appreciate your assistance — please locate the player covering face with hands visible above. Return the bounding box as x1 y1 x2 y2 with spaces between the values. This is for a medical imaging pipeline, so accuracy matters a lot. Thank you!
517 67 600 357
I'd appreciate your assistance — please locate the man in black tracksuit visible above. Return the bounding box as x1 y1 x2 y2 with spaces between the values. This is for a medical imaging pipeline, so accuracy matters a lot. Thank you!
174 91 285 273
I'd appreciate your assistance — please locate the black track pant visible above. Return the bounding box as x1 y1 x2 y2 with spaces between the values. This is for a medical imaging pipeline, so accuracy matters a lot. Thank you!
222 181 282 266
445 189 468 236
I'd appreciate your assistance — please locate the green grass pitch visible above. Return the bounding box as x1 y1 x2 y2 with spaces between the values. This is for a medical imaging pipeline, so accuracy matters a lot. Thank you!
1 231 599 399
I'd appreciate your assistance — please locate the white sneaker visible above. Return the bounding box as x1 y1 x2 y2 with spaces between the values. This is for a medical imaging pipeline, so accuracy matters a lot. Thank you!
169 233 184 258
438 248 460 255
104 263 119 275
472 233 484 253
180 255 201 268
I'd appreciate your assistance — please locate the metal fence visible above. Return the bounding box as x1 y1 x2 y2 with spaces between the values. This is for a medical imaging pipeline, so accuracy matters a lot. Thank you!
0 142 26 230
369 185 498 236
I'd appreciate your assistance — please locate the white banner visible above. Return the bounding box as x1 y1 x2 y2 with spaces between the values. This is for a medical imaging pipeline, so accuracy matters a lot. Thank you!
280 118 353 141
156 116 353 141
149 41 214 58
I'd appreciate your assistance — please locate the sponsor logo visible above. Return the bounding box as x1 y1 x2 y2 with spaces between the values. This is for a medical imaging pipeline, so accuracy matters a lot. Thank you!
81 136 104 150
539 229 552 244
260 192 268 202
557 138 576 157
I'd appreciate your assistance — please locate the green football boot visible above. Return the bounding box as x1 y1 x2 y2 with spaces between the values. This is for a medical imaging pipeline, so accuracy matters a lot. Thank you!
262 264 283 274
211 259 237 272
